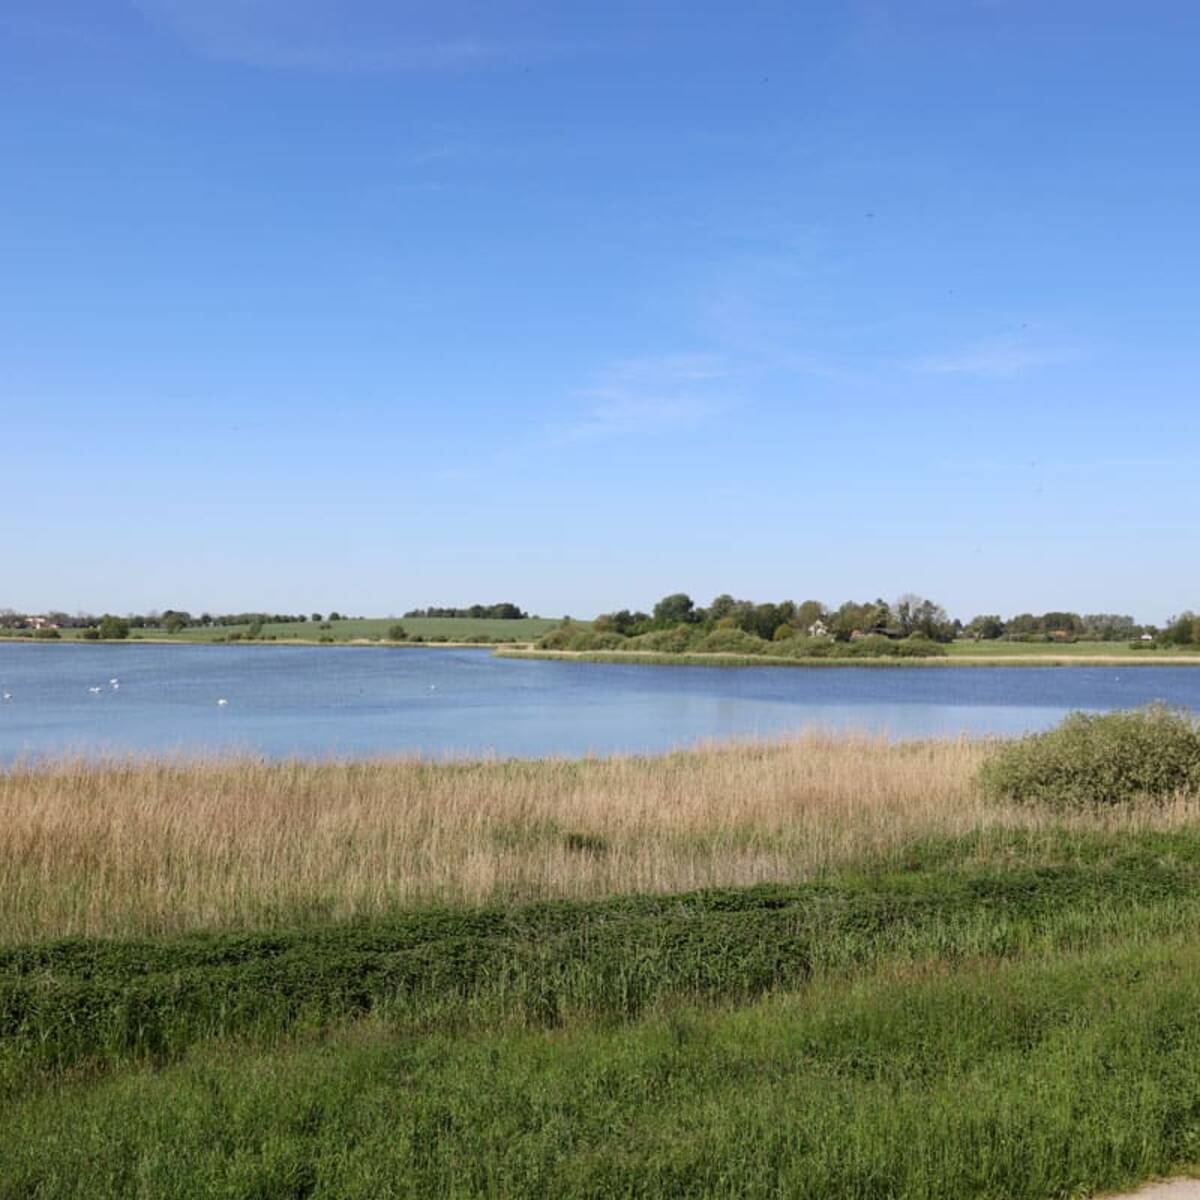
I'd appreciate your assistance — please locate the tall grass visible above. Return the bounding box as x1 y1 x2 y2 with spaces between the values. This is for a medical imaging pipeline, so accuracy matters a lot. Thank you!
6 735 1200 940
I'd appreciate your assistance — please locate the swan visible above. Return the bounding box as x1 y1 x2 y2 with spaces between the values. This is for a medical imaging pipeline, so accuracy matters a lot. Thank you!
217 698 228 707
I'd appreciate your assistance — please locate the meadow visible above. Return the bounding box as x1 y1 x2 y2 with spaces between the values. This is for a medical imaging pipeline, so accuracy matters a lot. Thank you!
5 733 1200 1197
40 616 561 644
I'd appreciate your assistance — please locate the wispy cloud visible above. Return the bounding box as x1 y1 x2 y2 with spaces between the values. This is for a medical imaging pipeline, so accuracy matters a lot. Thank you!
907 338 1077 378
560 354 733 441
136 0 545 73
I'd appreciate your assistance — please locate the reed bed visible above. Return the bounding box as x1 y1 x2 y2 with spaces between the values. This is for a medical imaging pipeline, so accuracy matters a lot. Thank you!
6 733 1200 940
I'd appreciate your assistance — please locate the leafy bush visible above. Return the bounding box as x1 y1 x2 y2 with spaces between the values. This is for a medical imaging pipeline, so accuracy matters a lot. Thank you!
33 628 61 639
979 705 1200 808
624 625 699 653
387 624 407 641
98 615 129 640
692 628 768 655
80 627 100 641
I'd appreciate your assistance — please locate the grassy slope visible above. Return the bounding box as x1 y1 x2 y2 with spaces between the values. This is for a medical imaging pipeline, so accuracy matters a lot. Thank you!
6 835 1200 1196
6 937 1200 1200
8 745 1200 1197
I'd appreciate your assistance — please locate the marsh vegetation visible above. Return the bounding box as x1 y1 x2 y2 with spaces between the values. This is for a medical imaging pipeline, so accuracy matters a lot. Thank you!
5 715 1200 1197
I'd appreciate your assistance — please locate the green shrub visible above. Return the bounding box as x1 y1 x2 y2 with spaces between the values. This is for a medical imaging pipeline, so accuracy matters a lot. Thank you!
625 626 699 654
692 628 768 655
387 624 407 641
33 628 61 640
979 705 1200 808
98 615 129 640
81 627 100 641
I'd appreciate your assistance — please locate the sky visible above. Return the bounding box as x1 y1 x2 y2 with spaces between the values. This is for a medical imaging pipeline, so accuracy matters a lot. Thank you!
2 0 1198 623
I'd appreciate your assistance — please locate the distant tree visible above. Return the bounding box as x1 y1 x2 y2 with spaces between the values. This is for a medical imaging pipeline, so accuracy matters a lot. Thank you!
708 594 737 622
794 600 826 632
328 612 343 622
98 615 129 640
1006 613 1040 636
387 623 407 641
1161 611 1200 646
163 612 188 634
653 593 697 626
1081 614 1138 642
967 614 1005 640
895 595 954 642
311 613 323 623
1042 611 1083 636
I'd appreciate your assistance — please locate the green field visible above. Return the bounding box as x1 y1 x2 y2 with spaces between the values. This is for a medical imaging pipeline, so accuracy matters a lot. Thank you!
32 616 562 644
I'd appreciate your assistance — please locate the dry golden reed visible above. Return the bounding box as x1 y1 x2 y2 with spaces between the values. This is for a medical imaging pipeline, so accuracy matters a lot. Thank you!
5 733 1199 940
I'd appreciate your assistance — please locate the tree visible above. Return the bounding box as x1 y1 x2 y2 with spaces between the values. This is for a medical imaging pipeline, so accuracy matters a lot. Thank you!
967 614 1005 640
708 594 737 622
895 595 954 641
653 593 696 626
387 623 407 641
311 613 323 623
98 615 129 640
163 611 188 634
1162 612 1199 646
794 600 825 632
328 612 343 622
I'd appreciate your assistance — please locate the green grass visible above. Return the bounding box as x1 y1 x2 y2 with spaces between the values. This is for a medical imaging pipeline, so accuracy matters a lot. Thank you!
7 932 1200 1198
6 828 1200 1093
35 616 562 644
10 802 1200 1195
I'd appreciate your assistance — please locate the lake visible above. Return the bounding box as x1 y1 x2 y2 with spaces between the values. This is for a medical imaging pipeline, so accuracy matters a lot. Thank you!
2 643 1199 764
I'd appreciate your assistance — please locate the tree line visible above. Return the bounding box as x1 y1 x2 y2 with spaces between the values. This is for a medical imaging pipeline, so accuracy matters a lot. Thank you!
580 594 1189 647
402 604 528 620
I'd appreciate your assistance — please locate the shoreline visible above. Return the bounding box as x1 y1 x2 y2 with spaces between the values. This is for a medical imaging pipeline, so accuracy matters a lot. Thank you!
5 638 1200 667
495 647 1200 669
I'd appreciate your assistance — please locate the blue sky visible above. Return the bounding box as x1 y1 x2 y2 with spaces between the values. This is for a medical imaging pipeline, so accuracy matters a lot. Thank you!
3 1 1198 622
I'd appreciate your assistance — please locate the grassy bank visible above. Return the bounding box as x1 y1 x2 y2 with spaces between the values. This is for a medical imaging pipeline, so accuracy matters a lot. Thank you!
7 736 1200 1197
0 735 1095 939
7 934 1200 1199
499 645 1200 668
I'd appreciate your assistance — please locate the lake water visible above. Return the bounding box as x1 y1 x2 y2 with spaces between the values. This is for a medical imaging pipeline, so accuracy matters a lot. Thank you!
2 643 1200 764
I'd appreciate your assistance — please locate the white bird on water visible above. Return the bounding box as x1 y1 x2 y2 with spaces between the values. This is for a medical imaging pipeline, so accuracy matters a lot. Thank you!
217 698 228 707
1 692 11 702
88 686 102 694
110 678 119 688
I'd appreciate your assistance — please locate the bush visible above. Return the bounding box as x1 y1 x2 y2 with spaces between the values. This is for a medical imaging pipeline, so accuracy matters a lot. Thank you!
979 705 1200 808
387 624 407 641
98 615 129 640
33 628 61 639
624 625 699 654
692 628 768 655
80 627 100 640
